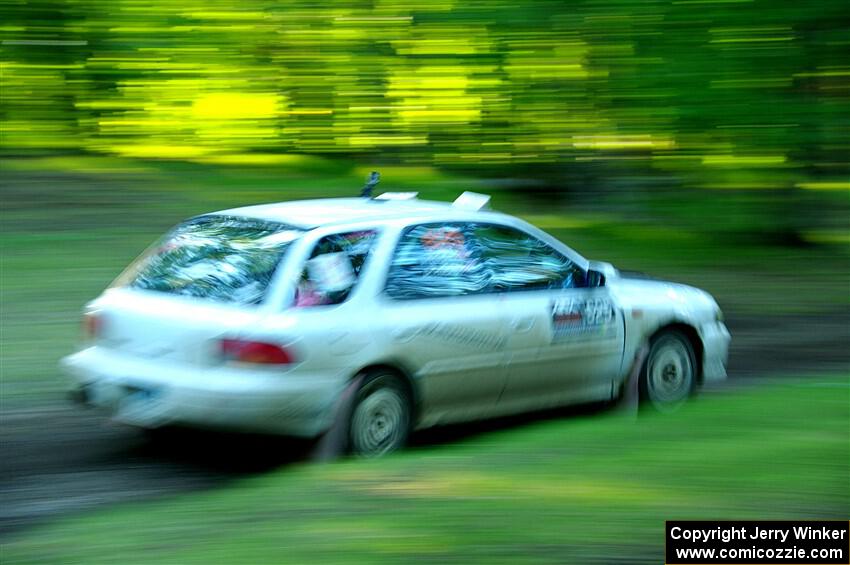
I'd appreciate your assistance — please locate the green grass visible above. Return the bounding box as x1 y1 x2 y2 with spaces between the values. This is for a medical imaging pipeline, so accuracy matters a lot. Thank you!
3 377 848 564
1 155 848 407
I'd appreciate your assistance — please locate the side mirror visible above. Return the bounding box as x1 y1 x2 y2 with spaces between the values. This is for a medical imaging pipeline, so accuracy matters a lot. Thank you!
587 269 606 288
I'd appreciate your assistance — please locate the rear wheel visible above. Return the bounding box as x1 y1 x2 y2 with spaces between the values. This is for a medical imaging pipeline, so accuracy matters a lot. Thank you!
349 372 411 457
640 330 696 413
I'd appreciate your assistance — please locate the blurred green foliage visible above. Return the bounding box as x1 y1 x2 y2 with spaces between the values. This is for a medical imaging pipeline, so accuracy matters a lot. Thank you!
3 377 848 563
1 0 849 241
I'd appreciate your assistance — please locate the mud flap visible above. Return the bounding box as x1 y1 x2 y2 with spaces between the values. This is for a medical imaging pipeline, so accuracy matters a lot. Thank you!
311 374 364 462
614 345 648 419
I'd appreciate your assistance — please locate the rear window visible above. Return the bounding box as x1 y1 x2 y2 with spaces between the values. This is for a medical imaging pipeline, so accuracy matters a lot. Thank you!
115 215 302 305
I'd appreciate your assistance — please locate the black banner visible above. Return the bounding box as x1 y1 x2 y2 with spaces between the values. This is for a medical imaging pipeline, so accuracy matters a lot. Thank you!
666 521 850 564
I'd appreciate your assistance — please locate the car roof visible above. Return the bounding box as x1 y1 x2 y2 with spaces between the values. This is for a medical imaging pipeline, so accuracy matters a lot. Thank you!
212 197 491 229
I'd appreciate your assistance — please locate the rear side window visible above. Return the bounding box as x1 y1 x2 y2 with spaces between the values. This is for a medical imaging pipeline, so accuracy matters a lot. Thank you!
293 230 377 308
385 222 585 299
115 215 302 305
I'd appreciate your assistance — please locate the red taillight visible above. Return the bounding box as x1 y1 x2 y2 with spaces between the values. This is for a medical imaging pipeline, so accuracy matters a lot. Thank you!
83 312 102 340
220 339 294 365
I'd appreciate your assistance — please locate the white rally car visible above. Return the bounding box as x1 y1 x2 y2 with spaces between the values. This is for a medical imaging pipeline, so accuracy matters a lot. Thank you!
63 189 730 456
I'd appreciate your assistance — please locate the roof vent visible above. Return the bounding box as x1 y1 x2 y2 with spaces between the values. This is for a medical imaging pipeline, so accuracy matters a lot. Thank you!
453 191 491 211
374 192 419 201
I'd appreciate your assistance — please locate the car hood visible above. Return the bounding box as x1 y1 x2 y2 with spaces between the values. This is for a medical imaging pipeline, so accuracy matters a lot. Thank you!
606 271 720 318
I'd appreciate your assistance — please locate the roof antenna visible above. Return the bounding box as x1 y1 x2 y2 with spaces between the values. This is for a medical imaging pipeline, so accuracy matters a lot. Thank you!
361 171 380 198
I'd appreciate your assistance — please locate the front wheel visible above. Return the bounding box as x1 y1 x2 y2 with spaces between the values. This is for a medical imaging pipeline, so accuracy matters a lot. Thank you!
639 331 697 413
349 373 411 457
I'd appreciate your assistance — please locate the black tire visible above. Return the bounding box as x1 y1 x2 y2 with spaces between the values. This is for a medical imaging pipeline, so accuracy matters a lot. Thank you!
348 372 411 457
639 330 697 413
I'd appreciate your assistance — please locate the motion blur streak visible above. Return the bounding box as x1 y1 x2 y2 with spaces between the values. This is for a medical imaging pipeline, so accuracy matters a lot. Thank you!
3 0 849 242
0 0 848 562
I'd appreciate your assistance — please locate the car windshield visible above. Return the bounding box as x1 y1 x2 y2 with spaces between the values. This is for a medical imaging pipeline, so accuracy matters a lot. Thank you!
114 215 302 305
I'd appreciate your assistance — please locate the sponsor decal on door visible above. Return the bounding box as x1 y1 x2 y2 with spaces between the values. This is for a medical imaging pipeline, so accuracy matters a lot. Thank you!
550 298 617 341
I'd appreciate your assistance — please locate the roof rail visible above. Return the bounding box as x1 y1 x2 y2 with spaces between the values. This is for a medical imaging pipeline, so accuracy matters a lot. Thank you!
453 191 491 211
374 192 418 201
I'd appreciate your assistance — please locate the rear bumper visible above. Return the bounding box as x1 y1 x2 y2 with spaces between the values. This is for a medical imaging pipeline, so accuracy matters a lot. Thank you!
700 321 731 383
61 347 347 438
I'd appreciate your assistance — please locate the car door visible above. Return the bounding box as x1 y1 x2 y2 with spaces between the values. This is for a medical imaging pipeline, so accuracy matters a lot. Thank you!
377 222 510 426
465 224 625 412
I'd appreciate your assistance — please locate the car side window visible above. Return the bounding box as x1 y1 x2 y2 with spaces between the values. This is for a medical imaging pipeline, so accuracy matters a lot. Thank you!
385 223 585 300
386 223 487 299
293 230 377 307
473 224 587 292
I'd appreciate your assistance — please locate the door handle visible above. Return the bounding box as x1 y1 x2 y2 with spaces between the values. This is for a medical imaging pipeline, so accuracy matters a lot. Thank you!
510 317 535 333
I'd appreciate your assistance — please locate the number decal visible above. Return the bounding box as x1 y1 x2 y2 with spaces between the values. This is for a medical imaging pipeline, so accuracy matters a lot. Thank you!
550 298 617 341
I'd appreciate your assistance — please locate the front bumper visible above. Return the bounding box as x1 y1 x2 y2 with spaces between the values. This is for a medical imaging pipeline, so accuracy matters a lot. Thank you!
700 321 731 383
61 347 347 438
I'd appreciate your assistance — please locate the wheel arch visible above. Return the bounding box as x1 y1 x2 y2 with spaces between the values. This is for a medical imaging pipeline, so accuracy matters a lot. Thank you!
647 322 704 384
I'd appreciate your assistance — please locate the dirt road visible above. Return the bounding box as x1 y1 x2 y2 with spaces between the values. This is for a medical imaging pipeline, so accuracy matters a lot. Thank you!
1 310 848 538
